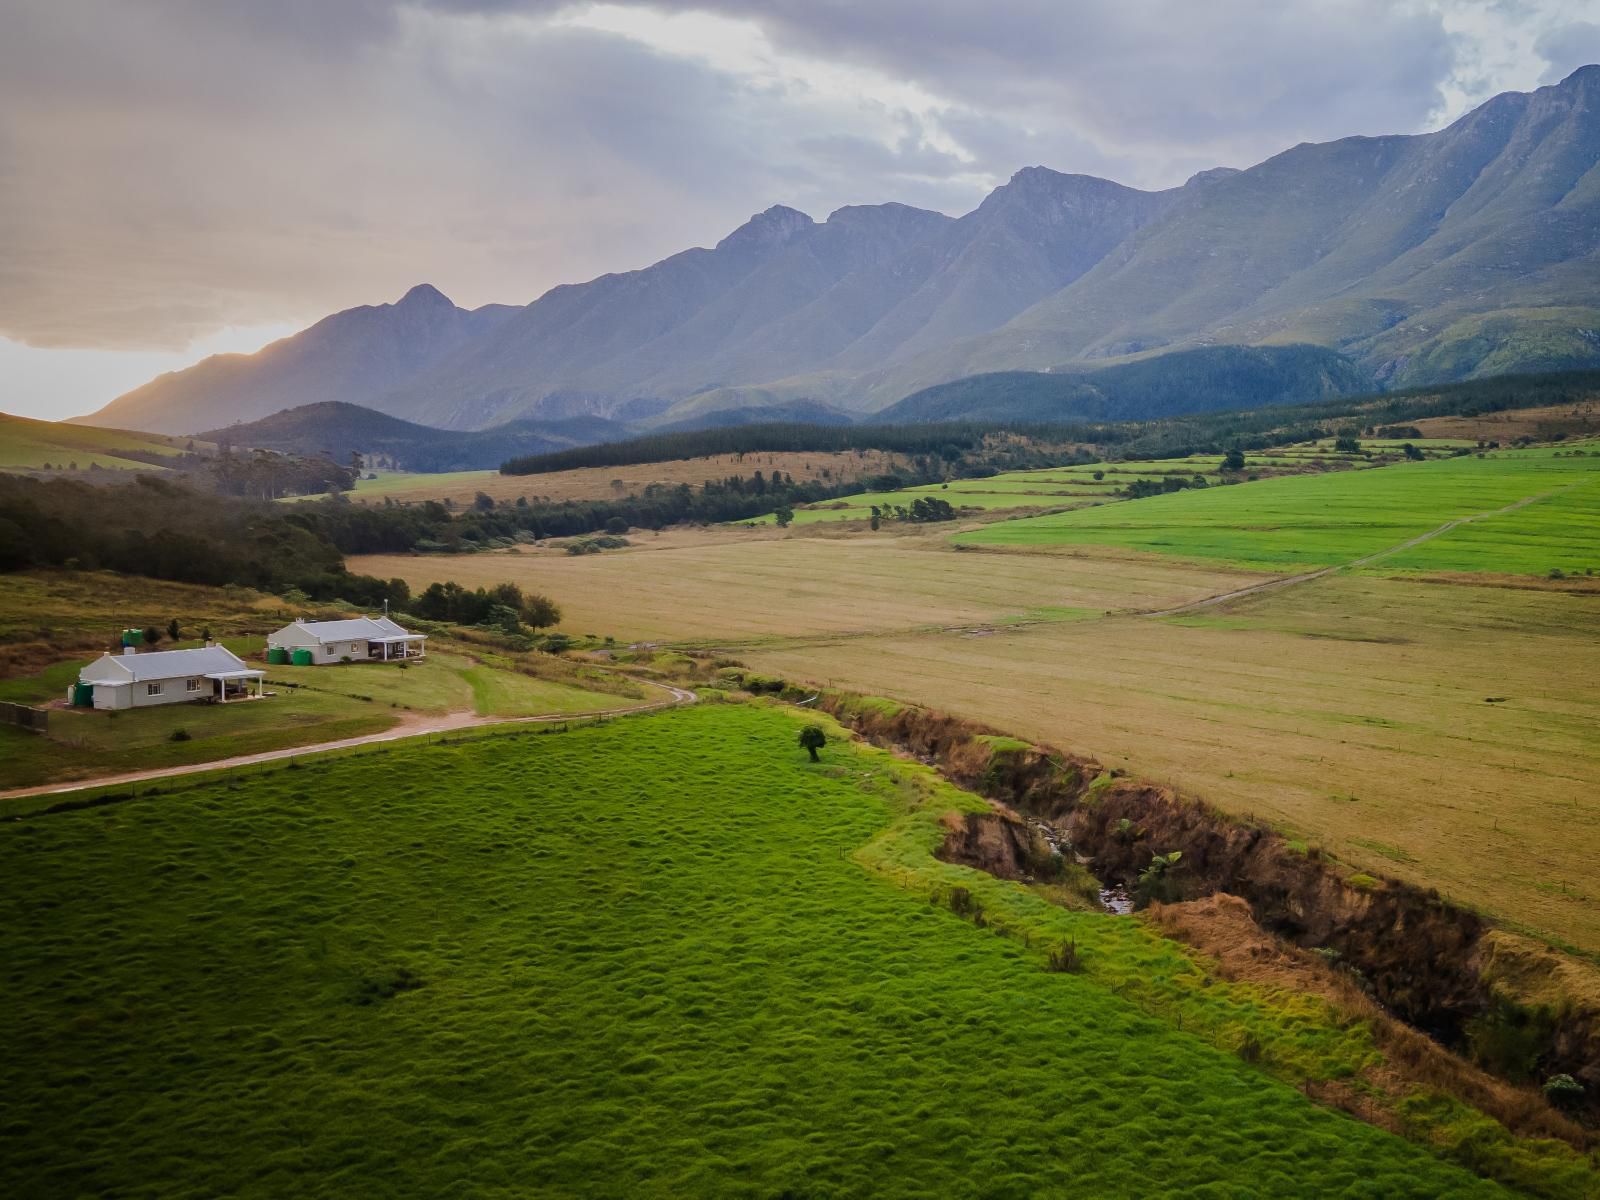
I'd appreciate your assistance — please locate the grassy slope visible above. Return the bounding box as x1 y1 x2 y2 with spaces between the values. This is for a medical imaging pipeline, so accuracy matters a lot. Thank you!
2 703 1558 1197
0 412 204 471
958 443 1600 573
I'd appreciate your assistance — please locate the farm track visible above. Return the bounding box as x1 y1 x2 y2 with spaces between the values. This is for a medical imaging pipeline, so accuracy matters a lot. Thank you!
1142 485 1575 618
0 681 696 802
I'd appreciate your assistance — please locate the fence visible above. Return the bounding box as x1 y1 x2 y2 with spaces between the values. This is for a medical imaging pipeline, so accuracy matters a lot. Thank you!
0 701 48 734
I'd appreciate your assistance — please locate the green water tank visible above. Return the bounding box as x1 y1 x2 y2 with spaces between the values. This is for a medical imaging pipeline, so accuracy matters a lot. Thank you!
290 648 314 666
122 628 143 647
71 682 94 707
266 646 289 666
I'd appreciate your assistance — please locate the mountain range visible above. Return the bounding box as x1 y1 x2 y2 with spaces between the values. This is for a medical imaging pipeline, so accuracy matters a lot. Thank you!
83 66 1600 436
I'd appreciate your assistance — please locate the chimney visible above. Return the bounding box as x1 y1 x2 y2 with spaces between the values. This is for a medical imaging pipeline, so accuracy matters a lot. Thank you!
123 646 137 657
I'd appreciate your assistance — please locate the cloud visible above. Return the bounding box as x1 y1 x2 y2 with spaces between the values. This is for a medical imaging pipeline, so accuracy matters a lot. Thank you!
0 0 1588 362
1536 21 1600 82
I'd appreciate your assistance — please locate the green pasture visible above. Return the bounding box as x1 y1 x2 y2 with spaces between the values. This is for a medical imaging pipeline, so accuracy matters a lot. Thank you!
745 447 1416 526
5 702 1572 1197
958 443 1600 573
281 468 498 502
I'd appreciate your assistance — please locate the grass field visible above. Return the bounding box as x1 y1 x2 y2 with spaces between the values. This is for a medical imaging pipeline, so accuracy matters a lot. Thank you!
305 449 910 506
741 573 1600 954
349 441 1600 953
351 536 1261 643
3 702 1565 1197
958 443 1600 574
0 412 207 471
745 443 1469 526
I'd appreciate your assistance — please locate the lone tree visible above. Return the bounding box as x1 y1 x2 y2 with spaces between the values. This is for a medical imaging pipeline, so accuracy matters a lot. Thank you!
1220 448 1246 472
167 618 181 642
774 504 794 528
799 725 826 762
142 625 163 649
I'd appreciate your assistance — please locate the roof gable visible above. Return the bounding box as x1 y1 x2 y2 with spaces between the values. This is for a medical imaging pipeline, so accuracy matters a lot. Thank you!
273 616 413 643
80 645 249 683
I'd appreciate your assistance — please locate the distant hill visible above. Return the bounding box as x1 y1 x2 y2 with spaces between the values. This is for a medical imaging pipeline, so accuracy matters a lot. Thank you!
82 67 1600 434
878 345 1375 423
199 402 627 472
0 411 208 472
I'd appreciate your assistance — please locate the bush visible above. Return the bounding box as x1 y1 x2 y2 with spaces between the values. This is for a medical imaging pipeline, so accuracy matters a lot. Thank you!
1134 850 1183 908
1542 1073 1583 1109
169 729 191 742
1046 940 1082 973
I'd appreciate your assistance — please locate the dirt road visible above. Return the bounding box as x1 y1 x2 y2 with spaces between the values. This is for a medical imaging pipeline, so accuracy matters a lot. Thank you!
0 682 696 803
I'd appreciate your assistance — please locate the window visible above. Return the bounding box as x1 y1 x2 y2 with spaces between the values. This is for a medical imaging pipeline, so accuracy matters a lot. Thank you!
186 678 201 692
349 643 361 654
146 682 163 696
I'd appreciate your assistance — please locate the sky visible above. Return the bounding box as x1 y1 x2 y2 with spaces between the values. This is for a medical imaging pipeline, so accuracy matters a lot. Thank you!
2 0 1598 420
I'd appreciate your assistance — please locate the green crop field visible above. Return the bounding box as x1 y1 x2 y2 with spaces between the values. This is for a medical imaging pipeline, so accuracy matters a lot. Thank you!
745 443 1455 527
958 443 1600 574
0 412 205 472
4 702 1575 1197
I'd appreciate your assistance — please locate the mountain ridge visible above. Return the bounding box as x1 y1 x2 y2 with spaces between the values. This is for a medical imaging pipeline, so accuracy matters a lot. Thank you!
82 66 1600 436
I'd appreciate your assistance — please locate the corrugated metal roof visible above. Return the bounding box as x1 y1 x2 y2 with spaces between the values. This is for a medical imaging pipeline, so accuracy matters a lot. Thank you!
83 645 250 683
284 616 418 642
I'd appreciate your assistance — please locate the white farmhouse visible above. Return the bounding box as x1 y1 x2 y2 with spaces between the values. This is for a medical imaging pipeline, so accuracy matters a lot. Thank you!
266 616 427 664
75 644 267 710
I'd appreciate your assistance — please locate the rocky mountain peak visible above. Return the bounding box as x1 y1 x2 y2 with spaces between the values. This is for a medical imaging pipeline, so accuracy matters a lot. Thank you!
395 283 454 310
715 205 815 253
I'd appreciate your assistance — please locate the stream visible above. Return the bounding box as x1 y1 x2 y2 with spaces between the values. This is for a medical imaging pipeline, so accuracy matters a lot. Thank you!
1029 818 1134 915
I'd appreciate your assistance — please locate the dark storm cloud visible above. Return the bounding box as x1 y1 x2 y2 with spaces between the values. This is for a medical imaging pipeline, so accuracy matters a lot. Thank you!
0 0 1580 352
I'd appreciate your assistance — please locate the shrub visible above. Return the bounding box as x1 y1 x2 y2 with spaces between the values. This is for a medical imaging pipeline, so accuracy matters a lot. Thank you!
1237 1034 1264 1064
1347 873 1379 890
169 728 191 742
1046 940 1082 973
1134 850 1183 908
798 725 826 762
1542 1074 1583 1110
1464 995 1555 1083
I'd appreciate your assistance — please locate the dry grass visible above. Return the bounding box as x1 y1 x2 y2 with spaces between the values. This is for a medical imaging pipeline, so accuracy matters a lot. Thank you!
350 537 1260 644
1414 401 1600 443
345 449 910 506
736 571 1600 953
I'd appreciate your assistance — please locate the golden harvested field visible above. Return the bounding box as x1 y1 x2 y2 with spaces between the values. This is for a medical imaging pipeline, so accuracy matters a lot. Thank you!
350 536 1262 643
340 449 909 506
740 571 1600 954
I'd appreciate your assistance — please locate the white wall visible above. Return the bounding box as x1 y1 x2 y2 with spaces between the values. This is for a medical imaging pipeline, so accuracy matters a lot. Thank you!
317 640 368 663
127 676 208 708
